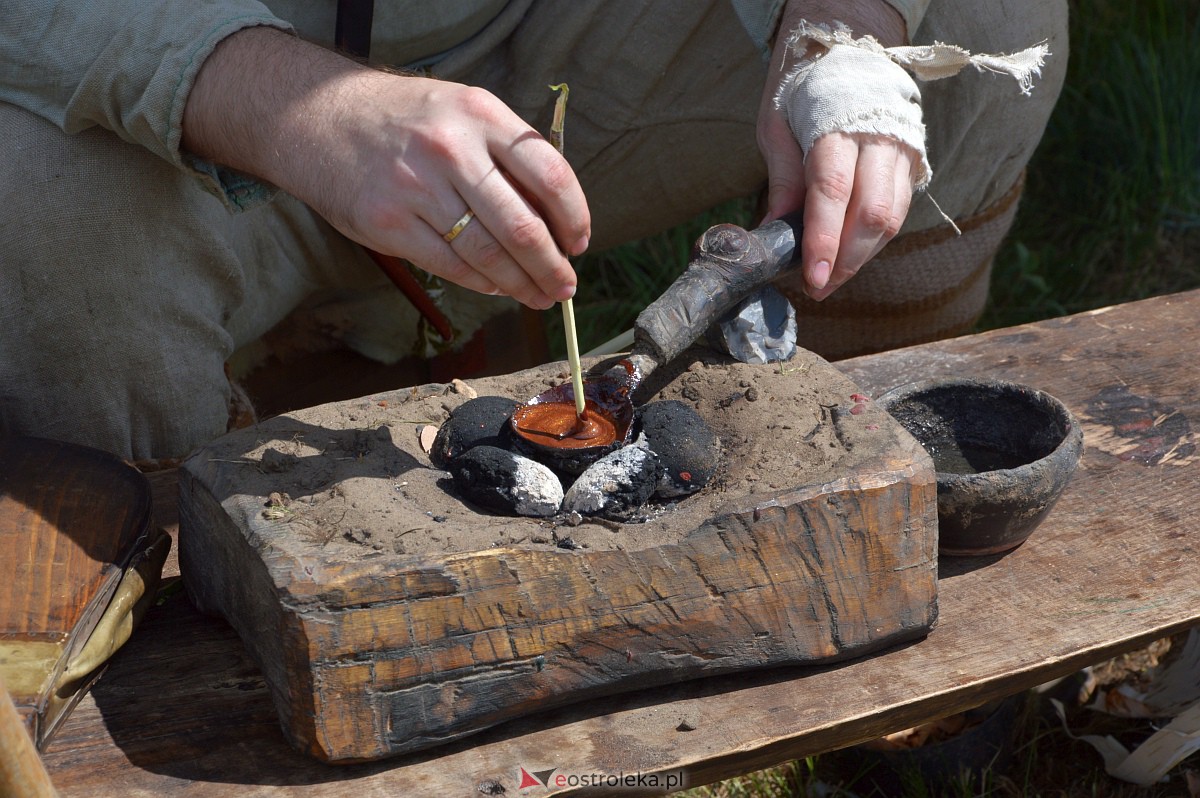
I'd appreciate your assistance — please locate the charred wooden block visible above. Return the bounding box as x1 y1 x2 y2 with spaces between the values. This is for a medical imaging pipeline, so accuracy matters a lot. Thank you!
179 350 937 762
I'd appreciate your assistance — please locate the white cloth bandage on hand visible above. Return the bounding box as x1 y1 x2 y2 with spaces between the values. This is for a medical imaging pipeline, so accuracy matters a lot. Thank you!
773 20 1051 195
774 42 932 189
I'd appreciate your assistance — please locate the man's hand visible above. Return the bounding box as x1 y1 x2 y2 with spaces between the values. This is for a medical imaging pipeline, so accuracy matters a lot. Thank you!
183 27 590 310
758 0 919 301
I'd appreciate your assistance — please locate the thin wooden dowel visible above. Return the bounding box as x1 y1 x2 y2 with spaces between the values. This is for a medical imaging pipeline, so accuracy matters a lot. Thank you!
549 83 586 419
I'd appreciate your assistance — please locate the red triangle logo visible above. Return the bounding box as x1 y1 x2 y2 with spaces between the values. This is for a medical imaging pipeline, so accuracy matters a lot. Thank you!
518 767 544 789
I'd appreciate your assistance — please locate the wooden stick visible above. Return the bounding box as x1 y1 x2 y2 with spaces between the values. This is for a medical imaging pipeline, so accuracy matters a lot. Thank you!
561 298 586 417
585 327 635 358
0 677 58 797
548 83 586 419
548 82 569 155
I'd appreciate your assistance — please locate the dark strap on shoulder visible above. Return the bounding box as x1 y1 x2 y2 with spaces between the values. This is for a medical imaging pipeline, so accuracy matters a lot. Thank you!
335 0 375 58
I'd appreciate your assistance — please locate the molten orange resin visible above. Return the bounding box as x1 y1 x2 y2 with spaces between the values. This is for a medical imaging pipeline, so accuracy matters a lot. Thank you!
513 401 617 449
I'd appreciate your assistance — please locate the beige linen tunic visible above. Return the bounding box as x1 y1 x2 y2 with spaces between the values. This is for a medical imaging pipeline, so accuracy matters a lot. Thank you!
0 0 1065 459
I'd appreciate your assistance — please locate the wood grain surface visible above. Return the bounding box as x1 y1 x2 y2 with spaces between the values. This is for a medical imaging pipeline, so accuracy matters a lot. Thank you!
0 436 152 747
39 290 1200 796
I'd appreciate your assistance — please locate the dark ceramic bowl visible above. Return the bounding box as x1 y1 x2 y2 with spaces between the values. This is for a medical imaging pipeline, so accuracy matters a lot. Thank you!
878 378 1083 556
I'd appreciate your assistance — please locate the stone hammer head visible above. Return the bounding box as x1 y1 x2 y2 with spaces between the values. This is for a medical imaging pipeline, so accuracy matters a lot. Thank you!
629 211 804 382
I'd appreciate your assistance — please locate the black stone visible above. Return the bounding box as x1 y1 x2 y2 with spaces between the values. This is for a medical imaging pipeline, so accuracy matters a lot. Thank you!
431 396 520 469
638 400 721 498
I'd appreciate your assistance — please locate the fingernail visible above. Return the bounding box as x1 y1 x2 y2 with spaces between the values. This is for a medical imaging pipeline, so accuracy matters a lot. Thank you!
809 260 832 290
569 235 589 256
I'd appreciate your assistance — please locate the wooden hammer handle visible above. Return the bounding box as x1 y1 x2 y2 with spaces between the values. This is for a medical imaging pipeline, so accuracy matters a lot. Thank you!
633 211 803 367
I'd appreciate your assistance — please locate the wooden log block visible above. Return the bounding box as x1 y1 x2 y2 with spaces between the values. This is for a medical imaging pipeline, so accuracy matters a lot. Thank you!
179 349 937 762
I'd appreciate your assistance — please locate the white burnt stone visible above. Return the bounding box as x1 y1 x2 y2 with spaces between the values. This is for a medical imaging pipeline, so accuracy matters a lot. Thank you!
562 440 660 518
448 445 563 517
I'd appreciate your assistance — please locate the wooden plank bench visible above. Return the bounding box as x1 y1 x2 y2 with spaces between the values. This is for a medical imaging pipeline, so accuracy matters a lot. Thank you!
38 289 1200 796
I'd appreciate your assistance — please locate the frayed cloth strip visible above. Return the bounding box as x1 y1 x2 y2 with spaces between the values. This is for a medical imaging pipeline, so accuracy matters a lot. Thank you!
785 20 1050 96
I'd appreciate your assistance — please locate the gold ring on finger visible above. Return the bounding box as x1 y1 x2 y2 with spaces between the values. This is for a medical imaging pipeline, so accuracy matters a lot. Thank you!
442 209 476 243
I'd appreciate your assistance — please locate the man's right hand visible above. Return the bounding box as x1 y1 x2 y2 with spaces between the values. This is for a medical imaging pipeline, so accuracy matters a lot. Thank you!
182 26 591 310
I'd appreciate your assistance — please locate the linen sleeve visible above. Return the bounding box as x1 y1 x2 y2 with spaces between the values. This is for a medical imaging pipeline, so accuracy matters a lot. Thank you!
880 0 930 42
730 0 932 54
729 0 788 57
0 1 294 210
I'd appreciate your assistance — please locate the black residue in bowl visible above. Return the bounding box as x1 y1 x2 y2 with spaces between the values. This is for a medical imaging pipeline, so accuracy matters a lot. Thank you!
879 379 1083 557
885 381 1069 475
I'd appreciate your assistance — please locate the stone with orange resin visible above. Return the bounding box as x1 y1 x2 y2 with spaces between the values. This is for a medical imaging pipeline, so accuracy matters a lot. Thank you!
510 376 635 475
